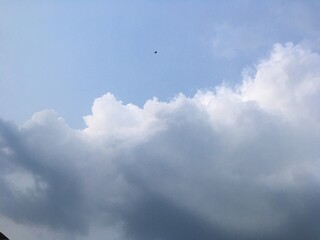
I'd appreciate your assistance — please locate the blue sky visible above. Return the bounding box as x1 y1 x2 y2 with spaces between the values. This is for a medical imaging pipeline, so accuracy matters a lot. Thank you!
1 1 320 240
1 0 319 127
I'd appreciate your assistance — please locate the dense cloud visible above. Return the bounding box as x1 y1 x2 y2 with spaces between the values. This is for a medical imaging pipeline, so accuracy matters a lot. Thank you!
1 43 320 240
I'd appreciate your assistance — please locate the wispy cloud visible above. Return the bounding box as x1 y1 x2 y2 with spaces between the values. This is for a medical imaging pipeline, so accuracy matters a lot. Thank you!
1 43 320 240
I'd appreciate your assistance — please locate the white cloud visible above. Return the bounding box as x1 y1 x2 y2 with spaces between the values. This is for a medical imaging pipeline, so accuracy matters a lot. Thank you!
241 43 320 123
0 42 320 240
83 93 166 145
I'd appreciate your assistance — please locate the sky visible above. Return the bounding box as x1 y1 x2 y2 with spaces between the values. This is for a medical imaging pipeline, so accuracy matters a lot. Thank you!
0 0 320 240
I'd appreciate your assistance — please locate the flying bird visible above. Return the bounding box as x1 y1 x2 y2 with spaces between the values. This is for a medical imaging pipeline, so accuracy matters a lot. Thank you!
0 232 9 240
154 51 157 54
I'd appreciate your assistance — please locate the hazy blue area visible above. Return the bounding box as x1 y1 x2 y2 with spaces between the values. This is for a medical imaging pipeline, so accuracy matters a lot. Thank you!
1 0 319 127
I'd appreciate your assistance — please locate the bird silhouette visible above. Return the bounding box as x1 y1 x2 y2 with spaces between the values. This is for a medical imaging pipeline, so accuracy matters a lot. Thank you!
154 51 157 54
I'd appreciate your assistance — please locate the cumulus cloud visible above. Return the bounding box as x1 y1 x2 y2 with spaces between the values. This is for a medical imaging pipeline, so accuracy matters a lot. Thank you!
1 43 320 240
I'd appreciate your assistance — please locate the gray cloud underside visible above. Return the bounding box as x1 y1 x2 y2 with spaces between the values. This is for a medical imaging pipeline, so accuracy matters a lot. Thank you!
1 43 320 240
